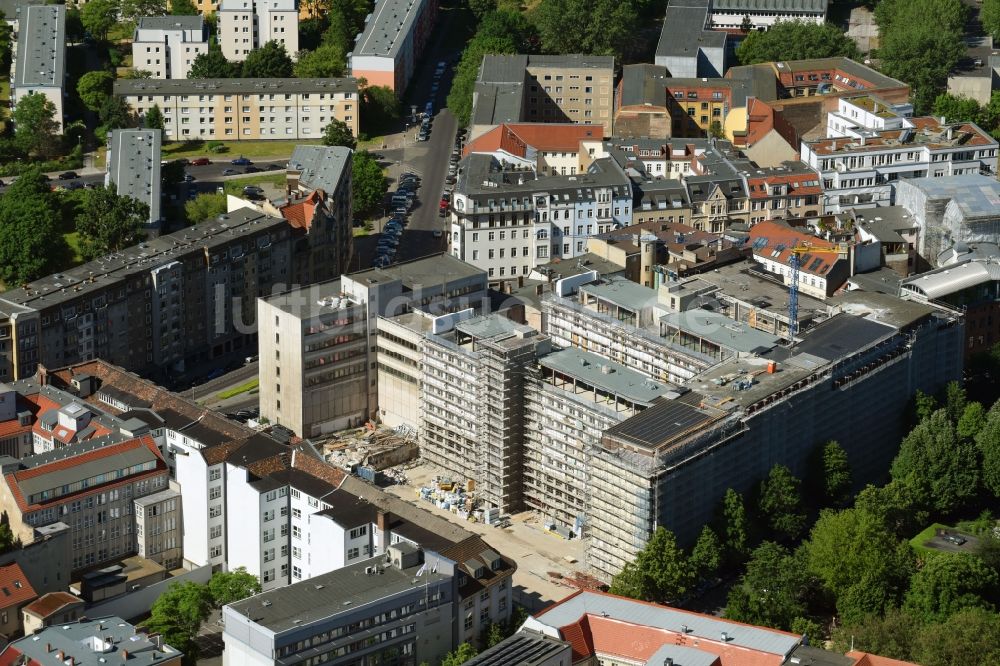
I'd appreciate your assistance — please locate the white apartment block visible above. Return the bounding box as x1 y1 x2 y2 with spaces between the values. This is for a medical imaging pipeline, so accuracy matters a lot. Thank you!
11 5 65 133
132 16 208 80
827 95 913 138
801 116 999 213
450 155 633 288
114 77 359 141
218 0 298 62
708 0 828 30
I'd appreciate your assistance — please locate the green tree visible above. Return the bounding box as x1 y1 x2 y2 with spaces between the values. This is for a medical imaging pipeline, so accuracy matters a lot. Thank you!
189 49 240 79
0 13 11 77
814 440 853 507
143 581 212 663
689 525 722 581
736 20 859 65
904 552 998 623
724 542 815 631
933 93 985 126
914 389 939 424
242 40 293 78
0 170 65 286
958 401 987 440
185 193 228 225
757 465 808 541
533 0 638 60
361 85 402 135
875 0 968 113
170 0 199 14
854 480 927 537
806 507 915 620
440 643 477 666
80 0 118 42
912 607 1000 666
608 561 646 599
208 567 261 607
97 96 134 142
978 401 1000 498
13 93 59 159
485 621 504 648
945 381 969 422
145 103 165 131
720 488 750 563
352 150 386 214
469 0 497 18
891 408 980 514
831 608 919 662
609 527 693 603
293 44 347 78
120 0 166 21
76 184 147 260
790 616 823 643
77 70 115 112
161 160 185 190
322 118 357 149
65 7 86 44
982 0 1000 44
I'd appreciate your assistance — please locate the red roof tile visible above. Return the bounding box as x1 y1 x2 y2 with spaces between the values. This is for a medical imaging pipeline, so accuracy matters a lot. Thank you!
281 190 325 231
0 646 32 666
749 220 841 274
0 562 36 609
464 123 603 158
0 420 30 440
22 592 82 619
847 652 921 666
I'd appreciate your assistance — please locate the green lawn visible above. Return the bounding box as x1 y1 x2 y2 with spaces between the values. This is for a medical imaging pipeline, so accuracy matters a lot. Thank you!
220 173 286 196
909 523 951 555
63 232 85 266
217 378 259 400
161 139 323 160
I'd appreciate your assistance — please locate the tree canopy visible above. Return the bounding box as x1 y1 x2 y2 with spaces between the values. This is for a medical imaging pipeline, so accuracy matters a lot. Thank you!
143 581 212 662
532 0 637 60
322 118 357 149
13 93 60 159
189 49 241 79
170 0 199 14
903 552 999 623
242 40 293 78
608 527 692 603
185 193 228 225
757 465 808 541
208 567 261 607
351 150 386 214
145 104 165 131
720 487 750 564
0 169 66 286
360 85 401 135
724 542 817 631
293 44 347 78
77 70 115 112
816 440 853 507
736 20 859 65
977 402 1000 498
440 643 478 666
80 0 118 42
76 184 148 260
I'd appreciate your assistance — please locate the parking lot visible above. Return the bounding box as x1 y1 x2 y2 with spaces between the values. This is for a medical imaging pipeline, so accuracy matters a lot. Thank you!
384 462 591 611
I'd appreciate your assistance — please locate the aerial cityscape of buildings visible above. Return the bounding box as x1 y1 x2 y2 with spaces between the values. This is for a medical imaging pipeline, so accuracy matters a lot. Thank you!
0 0 996 663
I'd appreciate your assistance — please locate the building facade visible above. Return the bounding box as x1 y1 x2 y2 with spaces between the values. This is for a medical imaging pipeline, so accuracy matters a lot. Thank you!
349 0 439 94
116 78 358 142
132 16 208 80
708 0 828 30
217 0 298 62
134 486 182 570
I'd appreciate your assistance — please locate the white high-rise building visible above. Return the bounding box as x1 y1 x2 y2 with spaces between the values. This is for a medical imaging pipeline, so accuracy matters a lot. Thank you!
132 16 208 80
217 0 298 62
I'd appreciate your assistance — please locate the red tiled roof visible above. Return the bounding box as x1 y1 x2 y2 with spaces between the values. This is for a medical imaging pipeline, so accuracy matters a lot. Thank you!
0 562 36 609
749 220 841 274
281 190 325 231
464 123 603 158
0 646 33 666
22 591 82 619
6 435 165 512
0 420 30 440
807 117 995 155
847 652 921 666
558 615 594 662
746 171 823 199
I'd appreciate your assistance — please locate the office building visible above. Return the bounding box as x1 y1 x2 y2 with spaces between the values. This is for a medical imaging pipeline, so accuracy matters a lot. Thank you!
349 0 439 93
449 154 633 287
895 175 1000 266
223 546 456 666
0 433 171 573
106 129 162 231
0 204 351 382
709 0 828 30
471 55 615 138
801 116 998 213
115 77 359 142
217 0 298 62
655 0 727 78
11 4 65 133
258 254 488 437
131 16 208 80
0 616 182 665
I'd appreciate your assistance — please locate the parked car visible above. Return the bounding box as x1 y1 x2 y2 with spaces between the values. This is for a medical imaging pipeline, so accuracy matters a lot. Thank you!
85 181 101 189
265 163 283 171
433 229 443 238
244 165 263 174
222 168 239 176
243 185 265 199
66 181 84 190
190 157 211 166
231 156 253 166
58 171 79 180
184 173 196 182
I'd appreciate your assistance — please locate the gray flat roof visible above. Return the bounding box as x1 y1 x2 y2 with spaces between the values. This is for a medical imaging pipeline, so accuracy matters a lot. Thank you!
135 15 203 32
793 313 895 361
535 252 626 279
656 0 726 60
290 144 351 194
454 313 533 340
646 644 718 666
133 486 180 506
830 289 939 330
619 64 669 108
580 276 658 313
108 129 162 226
114 77 358 96
534 591 801 656
347 252 486 289
14 4 64 89
471 81 525 125
226 557 451 634
353 0 430 59
540 348 673 405
661 309 782 354
896 175 1000 220
602 392 718 451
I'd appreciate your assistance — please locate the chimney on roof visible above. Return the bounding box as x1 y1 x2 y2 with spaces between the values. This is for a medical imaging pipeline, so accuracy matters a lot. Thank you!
122 649 129 661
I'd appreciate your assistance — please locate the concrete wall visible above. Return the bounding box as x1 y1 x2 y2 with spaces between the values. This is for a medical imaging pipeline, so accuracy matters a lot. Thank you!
84 565 211 622
0 524 71 596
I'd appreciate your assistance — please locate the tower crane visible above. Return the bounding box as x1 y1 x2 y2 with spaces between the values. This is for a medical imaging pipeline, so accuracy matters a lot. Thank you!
787 244 844 340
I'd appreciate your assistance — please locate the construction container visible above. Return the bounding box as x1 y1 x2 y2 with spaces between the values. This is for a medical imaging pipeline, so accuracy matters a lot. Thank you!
466 479 475 492
767 361 777 374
